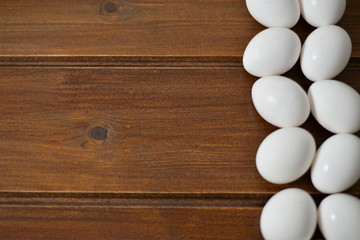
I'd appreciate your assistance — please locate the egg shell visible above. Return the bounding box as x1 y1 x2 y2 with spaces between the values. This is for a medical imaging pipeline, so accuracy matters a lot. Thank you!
252 76 310 127
246 0 300 28
243 28 301 77
318 194 360 240
301 25 351 81
260 188 317 240
308 80 360 134
300 0 346 27
256 128 316 184
311 134 360 194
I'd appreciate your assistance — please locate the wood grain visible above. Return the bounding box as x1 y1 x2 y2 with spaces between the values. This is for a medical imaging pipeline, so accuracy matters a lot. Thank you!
1 65 359 194
0 0 360 56
0 192 335 239
0 205 261 240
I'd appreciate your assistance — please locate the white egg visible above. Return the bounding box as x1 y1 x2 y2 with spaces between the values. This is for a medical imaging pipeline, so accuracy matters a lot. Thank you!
256 128 316 184
299 0 346 27
243 28 301 77
318 194 360 240
301 25 351 81
246 0 300 28
308 80 360 134
311 134 360 194
252 76 310 127
260 188 317 240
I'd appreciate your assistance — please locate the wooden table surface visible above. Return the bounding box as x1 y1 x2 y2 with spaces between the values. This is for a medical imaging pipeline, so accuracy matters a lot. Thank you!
0 0 359 239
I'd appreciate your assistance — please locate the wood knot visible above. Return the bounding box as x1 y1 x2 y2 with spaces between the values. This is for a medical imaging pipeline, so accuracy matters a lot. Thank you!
99 0 135 20
90 126 108 141
103 2 118 13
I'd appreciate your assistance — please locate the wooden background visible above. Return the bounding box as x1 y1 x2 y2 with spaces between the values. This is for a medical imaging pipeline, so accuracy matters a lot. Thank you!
0 0 359 239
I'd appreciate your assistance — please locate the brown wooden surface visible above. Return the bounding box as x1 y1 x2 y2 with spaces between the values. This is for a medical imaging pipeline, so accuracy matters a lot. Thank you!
0 0 360 239
1 66 360 194
1 0 360 56
0 204 261 240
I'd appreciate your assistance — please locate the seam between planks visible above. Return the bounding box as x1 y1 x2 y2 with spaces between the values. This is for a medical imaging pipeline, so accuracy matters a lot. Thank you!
0 192 356 208
1 56 359 68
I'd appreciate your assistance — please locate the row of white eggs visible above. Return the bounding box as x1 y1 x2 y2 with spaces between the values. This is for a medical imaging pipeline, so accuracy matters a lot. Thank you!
244 1 359 239
256 127 360 193
246 0 346 28
243 26 352 81
261 188 360 240
243 0 360 240
252 76 360 133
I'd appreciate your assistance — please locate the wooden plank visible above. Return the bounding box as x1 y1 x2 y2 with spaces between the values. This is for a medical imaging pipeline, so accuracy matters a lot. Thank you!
1 66 359 193
0 205 261 240
0 193 337 240
0 0 359 56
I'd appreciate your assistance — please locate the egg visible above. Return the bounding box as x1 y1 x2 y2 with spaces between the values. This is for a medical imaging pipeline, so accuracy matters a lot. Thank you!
252 76 310 127
256 128 316 184
301 25 351 81
260 188 317 240
246 0 300 28
311 134 360 194
318 194 360 240
308 80 360 134
299 0 346 27
243 28 301 77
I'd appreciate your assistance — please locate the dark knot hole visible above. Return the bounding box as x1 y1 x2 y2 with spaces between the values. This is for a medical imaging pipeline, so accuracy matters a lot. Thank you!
104 2 118 13
91 126 108 141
